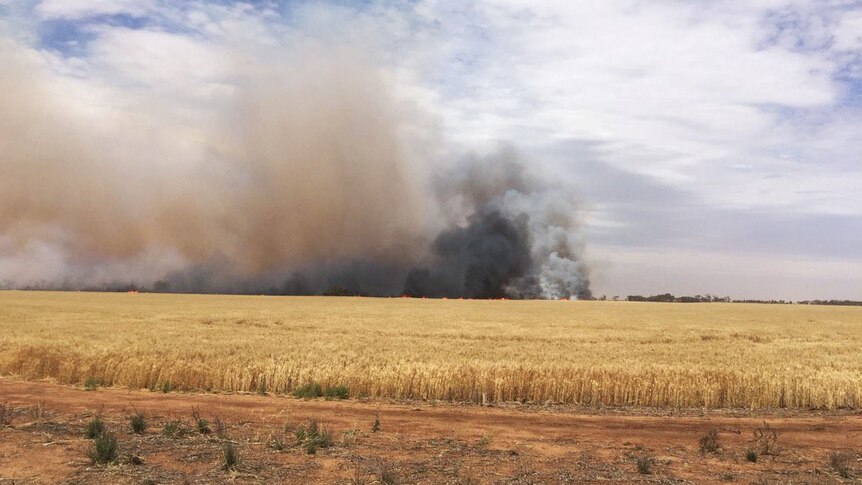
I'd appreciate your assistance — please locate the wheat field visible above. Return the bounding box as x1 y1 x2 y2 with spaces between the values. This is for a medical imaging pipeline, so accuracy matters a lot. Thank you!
1 290 861 409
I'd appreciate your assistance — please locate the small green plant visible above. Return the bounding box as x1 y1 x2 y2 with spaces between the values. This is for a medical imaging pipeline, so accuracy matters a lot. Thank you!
341 429 357 447
745 449 758 462
84 377 101 391
829 451 853 479
371 414 380 433
268 432 286 451
636 456 652 475
292 382 323 398
163 419 186 438
306 427 331 454
294 420 332 454
325 385 349 399
88 432 118 464
294 420 314 441
85 416 106 439
192 408 211 434
302 440 319 454
221 442 239 471
129 411 146 434
160 381 172 393
699 428 720 454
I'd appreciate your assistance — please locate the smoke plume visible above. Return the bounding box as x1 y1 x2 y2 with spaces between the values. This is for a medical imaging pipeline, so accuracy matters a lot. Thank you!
405 150 591 299
0 37 590 299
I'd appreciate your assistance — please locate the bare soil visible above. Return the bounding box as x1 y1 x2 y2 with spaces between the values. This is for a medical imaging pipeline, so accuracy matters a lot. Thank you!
0 378 859 484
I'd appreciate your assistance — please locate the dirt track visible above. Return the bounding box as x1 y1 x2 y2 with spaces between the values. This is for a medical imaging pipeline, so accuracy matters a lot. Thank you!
1 378 859 484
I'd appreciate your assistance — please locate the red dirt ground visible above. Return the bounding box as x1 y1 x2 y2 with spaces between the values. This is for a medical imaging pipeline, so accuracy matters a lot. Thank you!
0 378 859 484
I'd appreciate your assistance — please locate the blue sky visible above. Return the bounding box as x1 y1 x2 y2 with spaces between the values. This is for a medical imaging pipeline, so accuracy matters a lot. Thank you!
1 0 861 299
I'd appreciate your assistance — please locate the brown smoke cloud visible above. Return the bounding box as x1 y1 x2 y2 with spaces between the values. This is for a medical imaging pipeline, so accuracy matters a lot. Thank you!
215 45 427 272
0 43 142 263
0 40 427 279
0 36 590 298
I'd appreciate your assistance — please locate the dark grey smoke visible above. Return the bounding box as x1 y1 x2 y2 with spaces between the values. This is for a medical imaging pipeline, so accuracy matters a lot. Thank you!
158 259 410 297
401 149 592 299
404 210 532 298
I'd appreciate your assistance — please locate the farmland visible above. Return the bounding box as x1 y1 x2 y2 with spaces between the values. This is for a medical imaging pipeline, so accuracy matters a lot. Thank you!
2 378 860 484
2 291 861 409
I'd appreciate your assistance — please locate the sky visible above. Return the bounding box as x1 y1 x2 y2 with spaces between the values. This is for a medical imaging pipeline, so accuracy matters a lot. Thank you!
0 0 861 300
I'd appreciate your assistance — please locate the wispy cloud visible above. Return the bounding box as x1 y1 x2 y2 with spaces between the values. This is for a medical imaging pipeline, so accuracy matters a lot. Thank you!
35 0 155 20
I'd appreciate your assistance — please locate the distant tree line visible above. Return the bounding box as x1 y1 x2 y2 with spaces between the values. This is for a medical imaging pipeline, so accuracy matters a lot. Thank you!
623 294 731 303
797 300 862 306
731 299 792 304
617 294 862 306
5 280 862 306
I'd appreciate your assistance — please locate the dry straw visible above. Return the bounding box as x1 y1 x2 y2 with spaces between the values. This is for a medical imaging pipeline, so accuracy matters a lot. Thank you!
1 291 860 409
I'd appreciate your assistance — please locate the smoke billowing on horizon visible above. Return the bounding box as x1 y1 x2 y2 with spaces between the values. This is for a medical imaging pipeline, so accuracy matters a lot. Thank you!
0 21 591 299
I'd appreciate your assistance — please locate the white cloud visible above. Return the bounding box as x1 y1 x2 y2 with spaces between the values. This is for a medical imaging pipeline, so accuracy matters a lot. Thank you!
35 0 155 19
86 26 230 94
833 9 862 51
403 0 861 217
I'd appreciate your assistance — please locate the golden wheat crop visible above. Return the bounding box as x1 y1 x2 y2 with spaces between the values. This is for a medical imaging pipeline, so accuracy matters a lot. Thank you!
1 291 860 409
